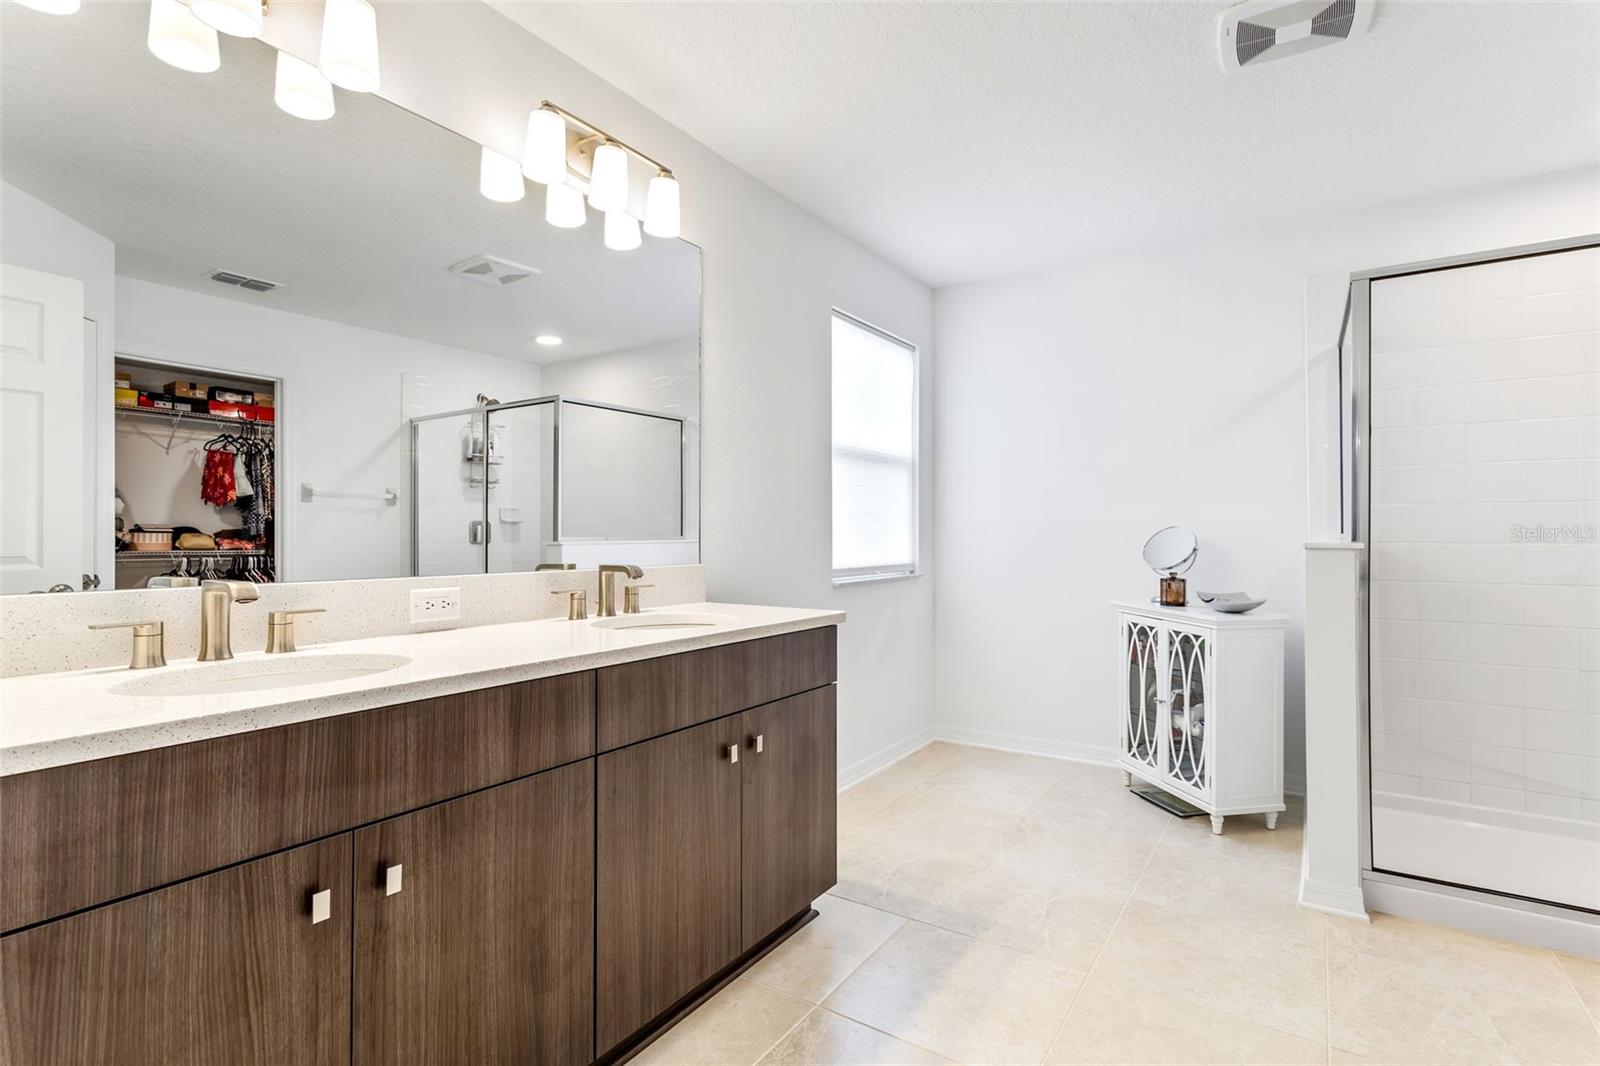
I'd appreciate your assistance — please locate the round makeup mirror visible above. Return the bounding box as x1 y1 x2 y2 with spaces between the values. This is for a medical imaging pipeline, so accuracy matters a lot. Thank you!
1142 526 1198 575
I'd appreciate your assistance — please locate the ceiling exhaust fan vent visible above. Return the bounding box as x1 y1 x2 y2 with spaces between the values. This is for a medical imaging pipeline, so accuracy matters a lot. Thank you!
208 269 281 293
447 254 541 287
1218 0 1374 73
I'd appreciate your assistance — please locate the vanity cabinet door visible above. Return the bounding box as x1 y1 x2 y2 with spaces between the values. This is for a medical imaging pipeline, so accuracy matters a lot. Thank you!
596 716 744 1053
0 835 351 1066
740 687 837 949
353 761 594 1066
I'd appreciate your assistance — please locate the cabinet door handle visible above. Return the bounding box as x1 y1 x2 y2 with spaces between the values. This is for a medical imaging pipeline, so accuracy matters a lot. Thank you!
385 864 403 896
727 743 739 764
752 733 765 754
310 888 331 925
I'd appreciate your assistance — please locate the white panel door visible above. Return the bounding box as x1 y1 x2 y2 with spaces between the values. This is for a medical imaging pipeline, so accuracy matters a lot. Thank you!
0 264 85 595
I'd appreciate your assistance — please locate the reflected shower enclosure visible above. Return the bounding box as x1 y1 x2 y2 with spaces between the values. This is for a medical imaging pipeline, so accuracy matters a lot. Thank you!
410 395 695 576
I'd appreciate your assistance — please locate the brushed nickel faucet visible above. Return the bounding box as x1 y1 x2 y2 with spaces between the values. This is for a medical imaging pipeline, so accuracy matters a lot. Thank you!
198 580 258 661
596 564 643 617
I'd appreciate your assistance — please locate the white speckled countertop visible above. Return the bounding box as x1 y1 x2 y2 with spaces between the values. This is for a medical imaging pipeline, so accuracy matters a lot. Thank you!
0 603 843 776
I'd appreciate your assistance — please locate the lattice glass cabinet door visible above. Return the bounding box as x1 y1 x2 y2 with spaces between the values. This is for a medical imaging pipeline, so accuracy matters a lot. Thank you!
1122 618 1162 774
1166 628 1211 795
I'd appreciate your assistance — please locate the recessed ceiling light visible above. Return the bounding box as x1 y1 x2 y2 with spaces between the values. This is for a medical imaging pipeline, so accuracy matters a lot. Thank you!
535 335 563 347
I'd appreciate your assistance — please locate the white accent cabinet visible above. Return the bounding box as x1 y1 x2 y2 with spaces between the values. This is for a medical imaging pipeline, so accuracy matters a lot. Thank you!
1114 600 1290 834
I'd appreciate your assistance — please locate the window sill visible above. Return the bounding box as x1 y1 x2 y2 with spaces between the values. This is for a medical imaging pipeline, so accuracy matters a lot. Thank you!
832 571 921 588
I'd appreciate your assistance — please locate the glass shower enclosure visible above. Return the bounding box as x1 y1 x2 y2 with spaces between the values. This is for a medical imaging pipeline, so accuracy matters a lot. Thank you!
409 395 688 577
1313 235 1599 915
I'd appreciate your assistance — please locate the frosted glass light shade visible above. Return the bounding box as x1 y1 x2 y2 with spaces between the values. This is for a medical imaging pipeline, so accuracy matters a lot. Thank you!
319 0 380 93
190 0 262 37
643 174 680 239
522 109 567 185
479 148 526 204
587 142 628 213
147 0 221 74
603 211 641 252
545 182 586 229
273 52 335 121
16 0 81 14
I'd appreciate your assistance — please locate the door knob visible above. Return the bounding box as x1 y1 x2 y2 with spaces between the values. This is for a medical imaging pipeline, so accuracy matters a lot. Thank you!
727 743 739 764
384 864 403 896
751 733 765 754
310 888 331 925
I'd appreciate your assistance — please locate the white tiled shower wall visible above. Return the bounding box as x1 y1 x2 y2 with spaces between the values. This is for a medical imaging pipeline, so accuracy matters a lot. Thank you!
1369 245 1600 821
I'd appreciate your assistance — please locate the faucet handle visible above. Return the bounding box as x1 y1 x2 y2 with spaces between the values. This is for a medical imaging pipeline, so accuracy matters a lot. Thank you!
89 621 167 670
266 609 326 654
622 584 655 615
552 589 588 620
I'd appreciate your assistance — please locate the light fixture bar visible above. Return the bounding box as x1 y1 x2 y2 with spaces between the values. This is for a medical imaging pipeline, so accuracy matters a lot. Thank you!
538 100 673 178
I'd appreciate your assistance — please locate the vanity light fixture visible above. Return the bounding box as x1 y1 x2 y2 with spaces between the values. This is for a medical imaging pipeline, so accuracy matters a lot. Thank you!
478 147 526 204
544 182 587 229
587 142 629 214
15 0 80 14
603 210 642 252
190 0 263 38
273 51 335 121
643 173 681 239
318 0 380 93
518 101 681 245
534 335 563 347
147 0 221 74
522 107 568 185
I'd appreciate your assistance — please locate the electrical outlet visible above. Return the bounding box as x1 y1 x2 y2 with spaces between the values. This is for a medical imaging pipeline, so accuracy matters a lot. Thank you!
410 586 460 624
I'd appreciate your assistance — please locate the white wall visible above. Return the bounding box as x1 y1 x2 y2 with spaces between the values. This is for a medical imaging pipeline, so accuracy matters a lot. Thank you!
1 180 116 585
116 276 541 582
934 168 1600 784
256 2 937 779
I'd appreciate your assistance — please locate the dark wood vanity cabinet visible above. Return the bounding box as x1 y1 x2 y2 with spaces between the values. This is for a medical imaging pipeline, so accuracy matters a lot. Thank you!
740 686 838 950
0 835 353 1066
595 662 838 1054
0 626 838 1066
596 716 747 1052
354 761 595 1066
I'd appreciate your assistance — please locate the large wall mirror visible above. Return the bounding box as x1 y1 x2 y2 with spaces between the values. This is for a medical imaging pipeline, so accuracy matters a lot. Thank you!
0 4 700 595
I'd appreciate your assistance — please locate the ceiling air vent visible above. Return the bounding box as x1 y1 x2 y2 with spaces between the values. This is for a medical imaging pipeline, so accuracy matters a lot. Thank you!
1218 0 1373 73
208 269 281 293
447 254 541 288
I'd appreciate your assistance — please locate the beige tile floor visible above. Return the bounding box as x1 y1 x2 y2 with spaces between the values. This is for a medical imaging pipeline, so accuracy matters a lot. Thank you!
633 742 1600 1066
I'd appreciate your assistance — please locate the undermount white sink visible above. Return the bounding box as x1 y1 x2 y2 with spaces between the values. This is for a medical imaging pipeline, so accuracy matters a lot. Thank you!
590 612 736 632
110 653 412 698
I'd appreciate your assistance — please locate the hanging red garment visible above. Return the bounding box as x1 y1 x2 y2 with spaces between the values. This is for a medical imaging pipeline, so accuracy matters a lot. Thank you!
201 448 237 506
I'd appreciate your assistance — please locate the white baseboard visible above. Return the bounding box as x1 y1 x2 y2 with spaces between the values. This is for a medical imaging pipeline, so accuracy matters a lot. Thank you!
931 724 1118 768
1298 874 1370 921
837 726 936 791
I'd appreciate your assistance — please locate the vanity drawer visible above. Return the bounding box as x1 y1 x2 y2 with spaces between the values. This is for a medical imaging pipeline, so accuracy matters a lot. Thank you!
596 627 836 751
1 671 594 932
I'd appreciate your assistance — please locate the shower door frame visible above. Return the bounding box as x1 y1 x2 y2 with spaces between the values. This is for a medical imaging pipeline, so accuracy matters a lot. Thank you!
408 394 689 576
1351 233 1600 921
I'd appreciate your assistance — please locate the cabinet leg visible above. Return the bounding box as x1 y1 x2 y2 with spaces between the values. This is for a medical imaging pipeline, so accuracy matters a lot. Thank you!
1121 771 1132 788
1266 812 1278 830
1209 814 1224 836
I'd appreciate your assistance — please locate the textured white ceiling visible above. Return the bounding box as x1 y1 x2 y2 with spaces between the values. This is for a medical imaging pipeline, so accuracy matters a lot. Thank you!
488 0 1600 288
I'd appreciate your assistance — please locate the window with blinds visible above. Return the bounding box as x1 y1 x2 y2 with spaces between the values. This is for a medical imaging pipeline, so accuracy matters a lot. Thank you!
831 310 918 583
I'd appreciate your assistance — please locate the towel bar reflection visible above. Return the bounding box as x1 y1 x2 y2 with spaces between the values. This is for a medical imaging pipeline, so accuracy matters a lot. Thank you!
300 483 398 506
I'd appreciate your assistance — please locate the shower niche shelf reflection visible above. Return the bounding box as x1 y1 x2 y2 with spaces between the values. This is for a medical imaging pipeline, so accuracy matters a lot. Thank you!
1115 599 1289 834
